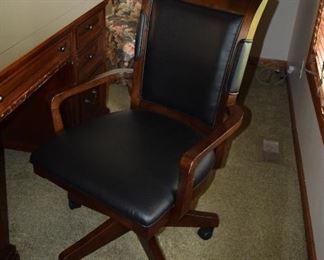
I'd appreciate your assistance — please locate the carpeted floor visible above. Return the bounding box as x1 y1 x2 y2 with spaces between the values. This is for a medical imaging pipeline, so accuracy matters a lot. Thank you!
6 67 307 259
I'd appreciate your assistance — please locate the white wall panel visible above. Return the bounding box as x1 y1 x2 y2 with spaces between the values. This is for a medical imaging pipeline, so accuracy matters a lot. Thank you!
288 0 324 258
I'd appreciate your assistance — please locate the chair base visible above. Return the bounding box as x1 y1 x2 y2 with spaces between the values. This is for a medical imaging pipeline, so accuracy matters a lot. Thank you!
138 235 166 260
68 193 82 210
0 244 19 260
167 210 219 228
68 199 81 210
58 210 219 260
197 227 214 240
59 219 129 260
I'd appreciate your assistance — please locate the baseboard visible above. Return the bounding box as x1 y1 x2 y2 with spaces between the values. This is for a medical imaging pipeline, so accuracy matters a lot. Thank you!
286 77 317 260
249 56 288 70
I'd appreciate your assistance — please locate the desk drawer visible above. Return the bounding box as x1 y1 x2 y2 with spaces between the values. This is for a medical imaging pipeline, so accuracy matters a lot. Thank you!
76 11 104 51
0 34 72 119
78 35 104 82
80 63 107 121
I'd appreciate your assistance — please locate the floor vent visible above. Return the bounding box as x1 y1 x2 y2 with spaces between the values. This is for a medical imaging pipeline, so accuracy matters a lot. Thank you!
262 139 281 163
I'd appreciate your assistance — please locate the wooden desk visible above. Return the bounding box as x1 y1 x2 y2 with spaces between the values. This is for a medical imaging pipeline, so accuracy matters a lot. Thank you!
0 0 108 258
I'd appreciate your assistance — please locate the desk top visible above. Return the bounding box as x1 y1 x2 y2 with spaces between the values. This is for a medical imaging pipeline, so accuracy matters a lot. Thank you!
0 0 105 71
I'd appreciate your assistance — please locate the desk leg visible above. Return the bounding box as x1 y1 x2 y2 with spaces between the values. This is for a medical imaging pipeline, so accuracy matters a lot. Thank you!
0 138 19 259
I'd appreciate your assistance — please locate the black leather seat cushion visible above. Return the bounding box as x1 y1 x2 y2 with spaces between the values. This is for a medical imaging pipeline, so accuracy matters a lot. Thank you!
30 111 216 226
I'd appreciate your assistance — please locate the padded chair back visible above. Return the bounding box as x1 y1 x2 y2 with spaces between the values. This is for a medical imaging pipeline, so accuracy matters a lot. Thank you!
143 0 243 126
133 0 264 128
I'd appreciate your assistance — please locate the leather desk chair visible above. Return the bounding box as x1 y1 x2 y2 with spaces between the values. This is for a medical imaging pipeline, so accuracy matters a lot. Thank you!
31 0 268 259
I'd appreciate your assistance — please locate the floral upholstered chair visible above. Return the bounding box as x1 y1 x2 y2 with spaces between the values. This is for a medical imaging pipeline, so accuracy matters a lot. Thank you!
106 0 142 69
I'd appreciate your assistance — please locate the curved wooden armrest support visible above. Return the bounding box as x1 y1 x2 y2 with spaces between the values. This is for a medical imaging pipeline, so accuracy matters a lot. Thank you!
174 105 244 219
51 68 133 134
181 105 243 172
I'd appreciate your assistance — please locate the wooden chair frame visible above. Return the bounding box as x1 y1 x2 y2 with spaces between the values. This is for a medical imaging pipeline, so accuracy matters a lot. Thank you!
33 0 268 259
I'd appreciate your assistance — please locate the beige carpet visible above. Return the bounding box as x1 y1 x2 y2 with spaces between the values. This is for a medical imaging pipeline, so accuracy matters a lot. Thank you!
6 68 307 259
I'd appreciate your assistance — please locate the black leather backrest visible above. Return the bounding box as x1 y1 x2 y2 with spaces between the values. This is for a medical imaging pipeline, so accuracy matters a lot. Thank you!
141 0 244 126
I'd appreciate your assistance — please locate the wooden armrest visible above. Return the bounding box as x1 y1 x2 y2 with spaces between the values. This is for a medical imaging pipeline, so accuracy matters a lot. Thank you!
174 105 244 218
181 105 243 172
51 68 133 133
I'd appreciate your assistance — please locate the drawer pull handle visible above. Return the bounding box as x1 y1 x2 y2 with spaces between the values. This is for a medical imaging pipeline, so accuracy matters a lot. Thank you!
58 46 66 52
88 54 94 60
87 24 94 30
0 96 3 102
84 98 91 104
84 90 98 104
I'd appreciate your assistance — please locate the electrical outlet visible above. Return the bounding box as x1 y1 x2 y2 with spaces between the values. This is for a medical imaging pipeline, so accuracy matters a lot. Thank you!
287 65 295 74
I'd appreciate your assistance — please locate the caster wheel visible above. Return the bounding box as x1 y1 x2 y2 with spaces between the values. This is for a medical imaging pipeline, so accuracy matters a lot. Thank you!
68 199 81 210
197 227 214 240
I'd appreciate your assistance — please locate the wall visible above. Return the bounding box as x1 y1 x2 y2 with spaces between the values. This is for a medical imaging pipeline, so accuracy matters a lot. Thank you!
252 0 299 60
288 0 324 259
